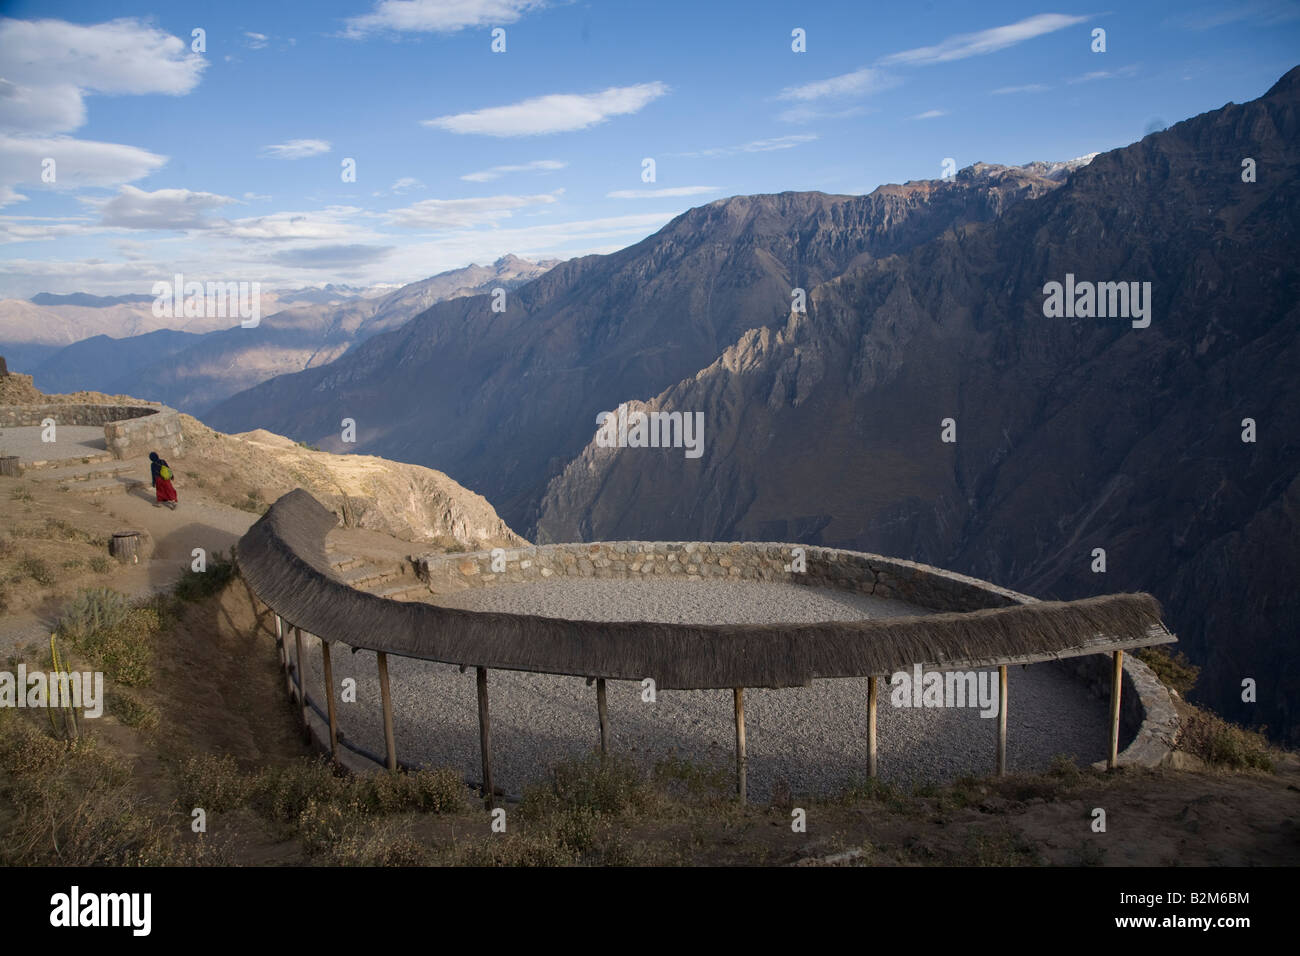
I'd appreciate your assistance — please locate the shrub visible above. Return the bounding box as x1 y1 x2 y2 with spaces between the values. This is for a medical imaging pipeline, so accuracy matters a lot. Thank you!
88 556 111 574
58 587 131 641
178 754 255 814
59 589 156 686
522 754 657 821
17 554 54 587
1137 646 1200 695
363 768 467 814
173 550 236 602
1179 709 1274 772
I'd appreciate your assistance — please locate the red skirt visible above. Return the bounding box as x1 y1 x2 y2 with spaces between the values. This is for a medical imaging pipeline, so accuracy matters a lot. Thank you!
155 477 177 503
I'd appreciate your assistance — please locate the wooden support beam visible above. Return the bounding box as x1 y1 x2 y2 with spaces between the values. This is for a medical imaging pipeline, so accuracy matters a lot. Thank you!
734 687 747 804
1108 650 1124 770
596 678 609 760
996 665 1008 776
274 614 286 670
477 667 494 809
294 627 309 742
867 675 879 778
321 639 339 762
377 651 397 771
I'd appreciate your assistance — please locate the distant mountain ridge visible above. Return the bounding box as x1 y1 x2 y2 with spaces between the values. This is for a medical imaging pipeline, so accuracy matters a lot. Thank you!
20 255 559 414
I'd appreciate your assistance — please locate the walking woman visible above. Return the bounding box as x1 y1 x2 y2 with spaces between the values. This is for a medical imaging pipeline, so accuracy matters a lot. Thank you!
149 451 178 509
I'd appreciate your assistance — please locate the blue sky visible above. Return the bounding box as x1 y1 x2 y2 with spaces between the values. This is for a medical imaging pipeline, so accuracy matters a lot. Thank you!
1 0 1297 296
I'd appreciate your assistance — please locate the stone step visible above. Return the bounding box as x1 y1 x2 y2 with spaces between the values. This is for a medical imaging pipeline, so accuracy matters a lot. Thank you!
63 476 145 497
16 451 116 471
27 460 140 483
327 553 364 572
371 582 431 602
339 563 410 589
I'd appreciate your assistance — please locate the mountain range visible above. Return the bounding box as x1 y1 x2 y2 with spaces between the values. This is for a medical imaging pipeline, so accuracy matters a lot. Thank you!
6 255 557 414
203 67 1300 745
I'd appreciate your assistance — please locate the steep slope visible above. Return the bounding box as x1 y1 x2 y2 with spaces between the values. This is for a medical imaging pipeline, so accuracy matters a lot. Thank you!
536 67 1300 743
207 164 1069 528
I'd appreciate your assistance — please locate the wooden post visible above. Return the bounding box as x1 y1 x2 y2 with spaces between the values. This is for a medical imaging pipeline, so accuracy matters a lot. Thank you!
273 614 286 671
596 678 609 759
996 665 1008 776
294 627 309 742
377 651 397 771
734 687 747 804
1108 650 1124 770
867 675 879 778
0 456 22 477
321 639 339 762
477 667 494 809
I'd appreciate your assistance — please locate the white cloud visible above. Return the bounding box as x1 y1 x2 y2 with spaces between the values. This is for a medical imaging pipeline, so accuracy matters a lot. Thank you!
776 105 868 124
423 83 668 136
391 177 425 193
1067 65 1139 84
673 134 818 159
0 135 167 208
777 68 898 102
607 186 719 199
221 206 368 241
387 190 562 228
0 18 206 134
879 14 1089 66
344 0 546 37
991 83 1051 94
243 192 272 201
912 109 947 119
244 32 269 49
461 159 567 182
261 139 332 159
90 185 237 231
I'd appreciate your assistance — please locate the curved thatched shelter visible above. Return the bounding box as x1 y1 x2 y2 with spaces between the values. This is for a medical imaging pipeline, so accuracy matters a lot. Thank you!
236 489 1175 691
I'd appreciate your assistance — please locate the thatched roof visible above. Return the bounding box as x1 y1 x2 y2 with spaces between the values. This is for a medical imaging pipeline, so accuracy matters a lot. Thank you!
236 489 1176 689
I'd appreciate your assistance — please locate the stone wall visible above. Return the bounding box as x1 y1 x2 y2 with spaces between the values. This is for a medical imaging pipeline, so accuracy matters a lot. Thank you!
413 540 1177 767
415 541 1030 609
0 402 183 460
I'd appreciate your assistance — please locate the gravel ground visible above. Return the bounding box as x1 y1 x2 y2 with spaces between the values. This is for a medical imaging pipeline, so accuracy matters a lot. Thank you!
299 578 1110 800
0 425 108 463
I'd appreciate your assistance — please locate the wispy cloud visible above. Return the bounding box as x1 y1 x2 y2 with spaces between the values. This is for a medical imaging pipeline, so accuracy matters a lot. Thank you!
1170 0 1300 30
912 109 948 119
424 83 668 136
344 0 547 37
777 67 898 102
991 83 1052 94
1067 65 1138 84
391 177 425 193
777 105 869 124
879 13 1089 65
606 186 719 199
461 159 568 182
672 134 818 159
386 190 563 228
260 139 332 159
244 32 269 49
